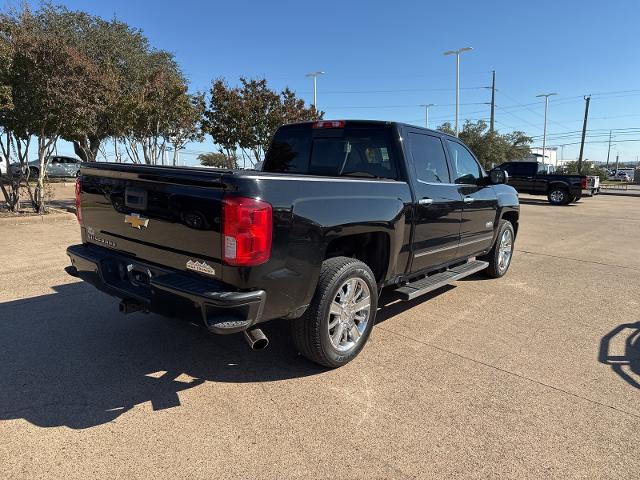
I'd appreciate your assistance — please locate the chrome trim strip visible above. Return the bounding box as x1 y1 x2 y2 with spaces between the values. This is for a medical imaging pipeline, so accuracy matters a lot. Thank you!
414 243 458 258
414 234 494 258
458 234 494 248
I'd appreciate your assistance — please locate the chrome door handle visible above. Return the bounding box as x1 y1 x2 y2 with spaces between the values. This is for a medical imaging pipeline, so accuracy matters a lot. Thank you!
418 198 433 205
463 196 474 204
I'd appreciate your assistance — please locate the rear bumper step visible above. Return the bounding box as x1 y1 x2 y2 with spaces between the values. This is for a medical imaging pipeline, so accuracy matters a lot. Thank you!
396 260 489 301
66 244 265 334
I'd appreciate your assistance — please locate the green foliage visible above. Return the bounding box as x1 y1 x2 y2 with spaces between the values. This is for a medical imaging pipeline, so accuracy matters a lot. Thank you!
0 4 106 211
0 2 202 211
557 161 609 181
197 152 237 169
437 120 532 169
203 77 322 165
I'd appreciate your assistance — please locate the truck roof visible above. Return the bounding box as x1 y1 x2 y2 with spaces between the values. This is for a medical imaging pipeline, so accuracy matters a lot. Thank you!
281 119 456 139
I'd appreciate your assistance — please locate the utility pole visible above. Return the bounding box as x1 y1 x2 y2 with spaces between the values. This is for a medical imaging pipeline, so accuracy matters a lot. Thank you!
615 154 620 174
577 95 591 174
443 47 473 136
305 71 325 109
419 104 435 128
605 129 612 168
490 70 496 132
536 92 557 166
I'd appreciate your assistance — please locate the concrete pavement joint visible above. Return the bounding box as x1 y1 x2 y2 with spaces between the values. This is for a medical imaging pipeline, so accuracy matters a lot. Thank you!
376 325 640 420
516 249 640 272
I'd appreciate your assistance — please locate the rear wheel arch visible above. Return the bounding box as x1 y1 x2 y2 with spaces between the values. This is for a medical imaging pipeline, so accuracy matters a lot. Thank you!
324 231 391 285
547 182 569 193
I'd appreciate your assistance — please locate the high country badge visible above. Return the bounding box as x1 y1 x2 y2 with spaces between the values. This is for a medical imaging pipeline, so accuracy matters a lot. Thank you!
186 260 216 276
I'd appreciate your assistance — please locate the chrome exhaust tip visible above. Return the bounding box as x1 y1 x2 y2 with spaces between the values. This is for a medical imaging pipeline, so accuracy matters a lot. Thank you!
243 328 269 350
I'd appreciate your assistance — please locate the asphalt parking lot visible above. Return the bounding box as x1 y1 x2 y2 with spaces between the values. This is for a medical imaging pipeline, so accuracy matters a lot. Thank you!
1 193 639 479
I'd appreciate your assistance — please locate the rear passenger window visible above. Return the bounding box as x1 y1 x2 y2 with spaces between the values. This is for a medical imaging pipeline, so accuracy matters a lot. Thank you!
407 133 450 183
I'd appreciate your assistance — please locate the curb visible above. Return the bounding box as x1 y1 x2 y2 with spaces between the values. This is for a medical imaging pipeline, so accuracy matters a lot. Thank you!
0 210 76 226
598 191 640 198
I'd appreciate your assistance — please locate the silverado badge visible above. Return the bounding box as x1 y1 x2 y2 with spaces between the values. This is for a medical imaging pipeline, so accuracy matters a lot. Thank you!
124 213 149 229
186 260 216 276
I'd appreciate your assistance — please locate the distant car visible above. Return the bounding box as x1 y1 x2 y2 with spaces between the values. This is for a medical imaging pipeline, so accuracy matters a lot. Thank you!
610 171 631 182
10 156 82 178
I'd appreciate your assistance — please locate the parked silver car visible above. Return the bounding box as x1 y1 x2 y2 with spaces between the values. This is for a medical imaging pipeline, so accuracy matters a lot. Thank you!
10 156 82 177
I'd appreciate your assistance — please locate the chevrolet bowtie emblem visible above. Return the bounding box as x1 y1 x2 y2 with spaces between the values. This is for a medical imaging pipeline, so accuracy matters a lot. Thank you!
124 213 149 229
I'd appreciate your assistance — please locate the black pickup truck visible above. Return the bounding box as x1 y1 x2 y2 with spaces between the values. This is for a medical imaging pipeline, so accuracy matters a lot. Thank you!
498 161 592 205
66 120 519 367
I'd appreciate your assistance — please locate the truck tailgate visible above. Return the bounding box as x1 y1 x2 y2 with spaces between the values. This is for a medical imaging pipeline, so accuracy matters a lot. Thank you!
79 164 226 276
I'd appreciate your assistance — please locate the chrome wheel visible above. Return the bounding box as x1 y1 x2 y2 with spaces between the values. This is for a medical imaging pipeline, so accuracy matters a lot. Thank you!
497 228 513 272
549 189 565 204
328 278 371 352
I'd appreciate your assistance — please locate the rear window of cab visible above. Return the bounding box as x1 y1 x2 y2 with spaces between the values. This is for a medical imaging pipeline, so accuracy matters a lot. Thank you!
263 123 400 180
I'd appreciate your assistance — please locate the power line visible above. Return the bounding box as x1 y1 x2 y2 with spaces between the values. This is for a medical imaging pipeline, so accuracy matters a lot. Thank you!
324 102 490 109
298 86 487 95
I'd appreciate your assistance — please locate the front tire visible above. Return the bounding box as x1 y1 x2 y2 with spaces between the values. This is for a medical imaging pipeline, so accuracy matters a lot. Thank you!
482 220 515 278
291 256 377 368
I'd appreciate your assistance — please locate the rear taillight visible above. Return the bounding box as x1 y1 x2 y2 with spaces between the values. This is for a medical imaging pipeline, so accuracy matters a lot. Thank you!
312 120 345 129
581 177 588 189
75 177 82 224
222 196 272 266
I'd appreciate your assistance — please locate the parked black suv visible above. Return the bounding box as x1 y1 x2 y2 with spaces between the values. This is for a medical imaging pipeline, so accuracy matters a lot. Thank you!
66 121 519 367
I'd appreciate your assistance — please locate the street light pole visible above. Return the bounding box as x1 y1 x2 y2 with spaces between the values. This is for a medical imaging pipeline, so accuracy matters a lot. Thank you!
444 47 473 136
305 71 325 109
605 129 612 168
419 104 435 128
535 92 557 165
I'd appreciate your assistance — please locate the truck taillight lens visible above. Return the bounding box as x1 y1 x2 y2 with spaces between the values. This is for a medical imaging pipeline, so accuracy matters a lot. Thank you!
581 177 588 189
222 196 272 266
75 177 82 224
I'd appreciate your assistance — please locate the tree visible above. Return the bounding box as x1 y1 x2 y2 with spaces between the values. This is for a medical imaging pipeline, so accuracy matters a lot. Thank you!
168 92 205 166
197 152 237 169
0 3 201 212
438 120 531 169
202 78 246 164
204 77 321 167
119 51 197 166
0 5 102 212
557 160 609 181
66 14 152 162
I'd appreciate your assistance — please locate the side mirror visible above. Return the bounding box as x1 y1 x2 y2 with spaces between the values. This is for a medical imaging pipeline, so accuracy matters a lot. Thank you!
489 168 508 185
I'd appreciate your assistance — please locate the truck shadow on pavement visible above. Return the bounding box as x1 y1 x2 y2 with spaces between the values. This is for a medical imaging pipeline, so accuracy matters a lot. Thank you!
0 282 449 430
0 283 327 430
599 321 640 389
518 198 577 207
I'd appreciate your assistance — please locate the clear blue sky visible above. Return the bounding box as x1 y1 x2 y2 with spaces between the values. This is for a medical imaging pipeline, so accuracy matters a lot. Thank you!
15 0 640 165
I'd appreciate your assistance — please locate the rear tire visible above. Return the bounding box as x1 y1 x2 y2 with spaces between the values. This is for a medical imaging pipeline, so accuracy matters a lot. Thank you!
482 220 515 278
547 187 570 205
291 256 377 368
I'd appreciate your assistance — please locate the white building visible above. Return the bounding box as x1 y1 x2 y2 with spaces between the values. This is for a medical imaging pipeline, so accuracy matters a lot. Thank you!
524 147 557 166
